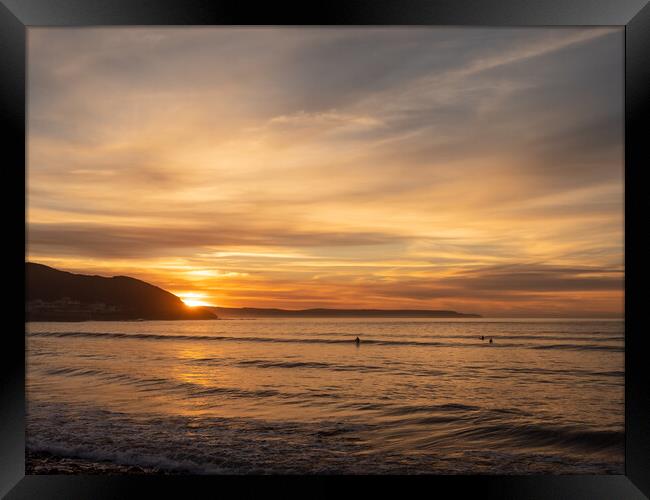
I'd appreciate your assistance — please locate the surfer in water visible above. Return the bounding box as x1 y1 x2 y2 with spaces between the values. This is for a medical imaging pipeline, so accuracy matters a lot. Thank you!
355 336 361 346
489 338 493 344
480 335 485 341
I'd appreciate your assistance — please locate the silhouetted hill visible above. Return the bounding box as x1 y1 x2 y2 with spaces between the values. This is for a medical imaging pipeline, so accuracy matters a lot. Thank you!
26 263 216 321
211 307 480 319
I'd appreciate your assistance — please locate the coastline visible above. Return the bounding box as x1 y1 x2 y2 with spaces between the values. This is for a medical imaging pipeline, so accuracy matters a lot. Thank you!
26 450 178 475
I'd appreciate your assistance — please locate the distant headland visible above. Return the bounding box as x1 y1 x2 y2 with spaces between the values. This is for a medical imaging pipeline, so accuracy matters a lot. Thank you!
211 307 481 319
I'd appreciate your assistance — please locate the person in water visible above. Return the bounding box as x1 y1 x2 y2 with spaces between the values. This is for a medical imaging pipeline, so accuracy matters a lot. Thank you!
489 338 493 344
355 337 360 345
480 335 485 341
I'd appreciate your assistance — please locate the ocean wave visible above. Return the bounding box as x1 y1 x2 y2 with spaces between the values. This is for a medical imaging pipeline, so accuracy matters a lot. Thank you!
139 354 622 380
500 367 624 378
377 414 624 456
26 399 624 475
44 367 107 377
235 359 333 370
28 330 623 351
383 402 482 416
238 330 623 342
27 441 223 475
33 363 339 402
531 343 623 352
448 422 624 453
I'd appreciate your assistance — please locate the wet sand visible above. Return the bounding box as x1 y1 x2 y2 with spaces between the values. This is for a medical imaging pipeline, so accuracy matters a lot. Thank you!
26 450 178 475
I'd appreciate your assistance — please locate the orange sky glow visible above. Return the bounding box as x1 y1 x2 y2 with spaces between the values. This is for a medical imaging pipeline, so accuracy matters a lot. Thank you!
26 27 624 317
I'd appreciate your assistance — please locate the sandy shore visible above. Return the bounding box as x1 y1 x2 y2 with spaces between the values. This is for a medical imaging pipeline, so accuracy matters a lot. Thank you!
26 450 180 475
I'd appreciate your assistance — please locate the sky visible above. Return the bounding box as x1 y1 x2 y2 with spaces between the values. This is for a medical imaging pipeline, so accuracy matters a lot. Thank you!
27 27 624 317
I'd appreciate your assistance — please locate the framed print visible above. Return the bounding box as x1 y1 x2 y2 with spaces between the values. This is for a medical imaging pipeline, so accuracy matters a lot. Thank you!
2 0 649 498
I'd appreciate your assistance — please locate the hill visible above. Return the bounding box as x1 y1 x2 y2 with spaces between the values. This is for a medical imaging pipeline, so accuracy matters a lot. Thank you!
211 307 480 319
26 263 216 321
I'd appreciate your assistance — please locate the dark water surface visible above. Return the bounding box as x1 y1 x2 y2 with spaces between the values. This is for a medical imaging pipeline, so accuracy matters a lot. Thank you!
26 318 624 474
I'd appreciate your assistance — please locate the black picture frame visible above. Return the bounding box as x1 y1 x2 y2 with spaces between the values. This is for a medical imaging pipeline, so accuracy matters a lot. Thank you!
2 0 649 498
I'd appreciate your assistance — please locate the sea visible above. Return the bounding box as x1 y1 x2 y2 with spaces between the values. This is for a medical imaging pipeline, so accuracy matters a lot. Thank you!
26 318 624 474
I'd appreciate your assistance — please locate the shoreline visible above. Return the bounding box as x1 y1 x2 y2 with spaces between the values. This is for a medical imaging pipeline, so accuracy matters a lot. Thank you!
26 450 179 475
25 449 623 475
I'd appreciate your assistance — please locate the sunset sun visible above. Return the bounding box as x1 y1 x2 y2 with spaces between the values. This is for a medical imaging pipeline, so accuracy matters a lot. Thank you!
178 293 214 308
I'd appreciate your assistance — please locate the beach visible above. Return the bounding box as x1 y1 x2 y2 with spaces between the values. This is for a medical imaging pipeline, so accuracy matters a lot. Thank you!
26 450 180 475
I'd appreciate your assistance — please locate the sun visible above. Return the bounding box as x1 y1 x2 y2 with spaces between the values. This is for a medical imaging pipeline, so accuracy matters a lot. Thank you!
183 298 212 307
177 292 213 308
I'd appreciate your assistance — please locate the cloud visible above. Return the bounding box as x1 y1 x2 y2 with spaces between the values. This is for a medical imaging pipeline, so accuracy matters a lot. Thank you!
27 222 407 258
27 27 624 316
